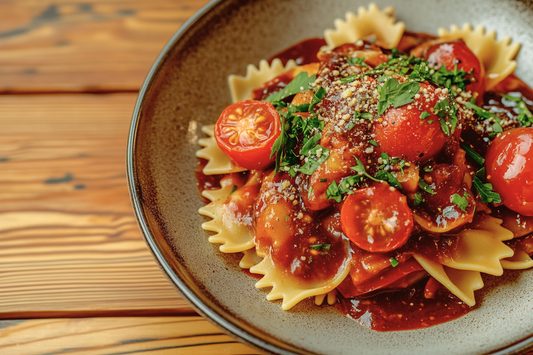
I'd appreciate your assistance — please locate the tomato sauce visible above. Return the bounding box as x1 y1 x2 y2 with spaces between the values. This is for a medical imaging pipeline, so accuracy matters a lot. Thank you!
336 282 471 331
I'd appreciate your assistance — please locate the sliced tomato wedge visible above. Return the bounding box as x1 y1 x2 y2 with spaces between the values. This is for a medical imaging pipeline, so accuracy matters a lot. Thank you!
215 100 280 170
341 182 413 252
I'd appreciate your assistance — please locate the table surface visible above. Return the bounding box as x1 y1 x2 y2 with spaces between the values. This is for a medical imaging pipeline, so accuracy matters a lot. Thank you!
0 0 260 353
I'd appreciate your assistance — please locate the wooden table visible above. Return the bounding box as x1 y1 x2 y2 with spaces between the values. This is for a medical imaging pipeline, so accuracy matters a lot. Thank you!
0 1 259 353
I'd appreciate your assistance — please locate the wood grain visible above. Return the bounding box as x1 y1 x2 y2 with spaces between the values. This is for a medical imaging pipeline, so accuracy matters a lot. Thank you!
0 317 260 354
0 0 210 93
0 93 194 317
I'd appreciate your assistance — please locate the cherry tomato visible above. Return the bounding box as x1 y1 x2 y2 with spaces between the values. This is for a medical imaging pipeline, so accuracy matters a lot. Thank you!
485 127 533 216
340 182 414 252
425 40 485 101
373 83 448 163
215 100 280 170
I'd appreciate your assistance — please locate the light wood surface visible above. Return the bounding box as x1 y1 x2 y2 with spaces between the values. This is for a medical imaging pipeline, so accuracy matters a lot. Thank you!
0 0 209 93
0 317 260 354
0 0 259 353
0 94 191 316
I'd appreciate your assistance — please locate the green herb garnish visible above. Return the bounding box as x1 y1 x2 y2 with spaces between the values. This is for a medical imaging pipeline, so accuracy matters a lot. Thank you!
419 179 436 195
451 193 470 212
377 78 420 116
420 111 431 120
473 168 501 204
326 181 342 203
413 192 425 207
390 257 399 267
460 142 485 166
266 71 315 104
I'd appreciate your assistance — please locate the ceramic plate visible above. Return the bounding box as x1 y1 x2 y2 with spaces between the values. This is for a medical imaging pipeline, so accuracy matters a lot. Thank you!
127 0 533 353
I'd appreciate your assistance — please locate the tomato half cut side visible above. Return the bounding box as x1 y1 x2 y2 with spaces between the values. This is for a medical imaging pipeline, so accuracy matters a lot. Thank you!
215 100 281 170
341 182 414 252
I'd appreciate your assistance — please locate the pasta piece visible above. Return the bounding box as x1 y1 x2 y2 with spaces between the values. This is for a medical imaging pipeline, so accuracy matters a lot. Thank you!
198 180 254 253
250 254 351 310
438 24 520 90
239 248 263 269
501 250 533 270
228 58 297 103
323 3 405 50
415 216 514 305
196 125 247 175
414 255 483 307
439 216 514 276
314 289 338 306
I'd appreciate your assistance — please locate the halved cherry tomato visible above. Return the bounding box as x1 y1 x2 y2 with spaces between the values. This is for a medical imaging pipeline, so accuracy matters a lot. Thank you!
372 83 448 163
425 40 485 101
485 127 533 216
215 100 280 170
340 182 414 252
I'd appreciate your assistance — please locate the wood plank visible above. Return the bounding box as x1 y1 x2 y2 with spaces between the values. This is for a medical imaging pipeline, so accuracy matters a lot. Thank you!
0 0 210 93
0 93 194 317
0 317 260 354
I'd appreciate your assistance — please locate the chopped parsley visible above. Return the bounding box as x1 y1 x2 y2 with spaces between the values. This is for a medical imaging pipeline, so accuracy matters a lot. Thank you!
326 181 342 203
353 110 373 120
369 140 380 147
269 76 327 174
413 192 425 207
374 170 402 189
420 111 431 120
351 157 378 182
501 93 533 127
433 97 459 135
390 257 399 267
266 71 316 104
377 78 420 116
460 142 485 166
472 168 501 204
419 179 436 195
451 193 470 212
464 100 503 134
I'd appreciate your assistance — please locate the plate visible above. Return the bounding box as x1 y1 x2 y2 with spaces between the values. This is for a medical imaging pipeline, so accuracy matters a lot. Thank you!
126 0 533 353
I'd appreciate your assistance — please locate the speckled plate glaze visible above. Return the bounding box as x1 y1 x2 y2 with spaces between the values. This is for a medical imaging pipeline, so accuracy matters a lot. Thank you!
126 0 533 354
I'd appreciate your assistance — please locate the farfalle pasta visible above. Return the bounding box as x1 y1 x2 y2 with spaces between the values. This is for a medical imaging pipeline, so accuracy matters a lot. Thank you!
195 3 533 331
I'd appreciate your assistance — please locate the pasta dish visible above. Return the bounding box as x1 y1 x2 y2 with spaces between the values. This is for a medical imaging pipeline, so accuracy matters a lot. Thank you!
195 4 533 331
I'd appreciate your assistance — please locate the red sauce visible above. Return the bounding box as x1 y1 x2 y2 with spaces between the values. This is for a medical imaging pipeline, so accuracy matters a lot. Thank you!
268 37 327 66
336 282 471 331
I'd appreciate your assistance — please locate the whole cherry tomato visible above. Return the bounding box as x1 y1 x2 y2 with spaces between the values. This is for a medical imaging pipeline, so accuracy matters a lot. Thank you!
485 127 533 216
425 40 485 101
215 100 281 170
341 182 413 252
373 83 448 163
